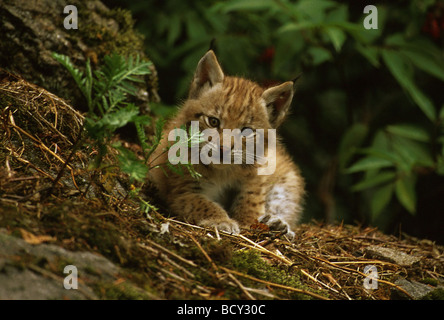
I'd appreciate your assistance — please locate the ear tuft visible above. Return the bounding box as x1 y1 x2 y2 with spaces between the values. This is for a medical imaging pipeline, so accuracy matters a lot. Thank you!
188 50 224 99
262 81 294 128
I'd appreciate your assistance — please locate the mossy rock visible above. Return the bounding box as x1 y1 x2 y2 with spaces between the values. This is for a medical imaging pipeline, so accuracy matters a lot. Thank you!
0 0 159 112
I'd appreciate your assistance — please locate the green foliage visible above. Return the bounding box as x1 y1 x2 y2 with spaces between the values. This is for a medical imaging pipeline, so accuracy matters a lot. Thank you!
345 122 437 217
167 125 205 180
52 52 153 181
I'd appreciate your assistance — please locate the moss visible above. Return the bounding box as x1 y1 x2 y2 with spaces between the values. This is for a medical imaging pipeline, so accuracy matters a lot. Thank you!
73 6 158 100
420 278 439 286
0 205 36 231
52 256 76 274
93 281 156 300
207 240 233 263
77 7 145 60
421 288 444 300
230 249 313 299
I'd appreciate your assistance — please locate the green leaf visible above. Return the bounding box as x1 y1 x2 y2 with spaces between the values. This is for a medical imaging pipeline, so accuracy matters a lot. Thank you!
219 0 276 12
185 12 207 40
395 175 417 214
382 49 436 122
439 105 444 121
401 49 444 82
391 136 435 169
154 117 166 143
52 52 93 109
295 0 336 23
324 4 348 23
352 171 396 192
150 103 177 118
183 163 202 180
145 117 166 161
167 15 182 45
386 35 444 82
359 147 401 167
52 53 83 87
84 59 93 111
133 114 152 156
372 130 391 152
346 157 394 174
338 123 369 170
325 27 346 52
166 163 184 176
363 131 434 172
112 143 148 182
386 124 430 142
99 106 140 130
308 47 332 65
371 183 394 219
356 44 380 68
139 199 158 215
278 21 319 33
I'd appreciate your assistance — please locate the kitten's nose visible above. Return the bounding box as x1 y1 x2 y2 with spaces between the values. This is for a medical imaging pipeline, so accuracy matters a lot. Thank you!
219 145 231 161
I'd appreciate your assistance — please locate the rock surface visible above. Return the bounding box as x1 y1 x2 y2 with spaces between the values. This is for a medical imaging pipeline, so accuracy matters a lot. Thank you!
364 245 421 267
0 229 121 299
0 0 159 111
391 279 436 300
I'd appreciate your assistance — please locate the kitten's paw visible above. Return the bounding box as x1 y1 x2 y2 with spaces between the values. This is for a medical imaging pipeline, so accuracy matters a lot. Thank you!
200 218 240 235
258 214 295 239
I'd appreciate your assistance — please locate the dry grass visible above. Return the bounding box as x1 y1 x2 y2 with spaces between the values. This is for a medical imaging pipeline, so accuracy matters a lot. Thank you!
133 212 443 300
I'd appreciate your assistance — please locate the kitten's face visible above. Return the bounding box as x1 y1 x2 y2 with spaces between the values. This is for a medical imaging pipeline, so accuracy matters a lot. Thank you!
183 77 271 167
178 50 295 169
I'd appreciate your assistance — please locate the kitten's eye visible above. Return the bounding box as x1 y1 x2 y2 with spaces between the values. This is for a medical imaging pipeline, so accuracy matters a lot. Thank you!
206 116 220 128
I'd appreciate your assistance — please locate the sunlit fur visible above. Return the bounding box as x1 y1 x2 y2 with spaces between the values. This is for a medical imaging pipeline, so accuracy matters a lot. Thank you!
149 51 305 237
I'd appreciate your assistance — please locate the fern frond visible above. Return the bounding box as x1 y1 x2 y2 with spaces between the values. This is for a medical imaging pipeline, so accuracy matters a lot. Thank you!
52 53 94 111
54 51 162 178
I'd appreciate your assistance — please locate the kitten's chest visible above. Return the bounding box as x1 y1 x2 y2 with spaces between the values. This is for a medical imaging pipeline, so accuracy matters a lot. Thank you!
199 177 241 211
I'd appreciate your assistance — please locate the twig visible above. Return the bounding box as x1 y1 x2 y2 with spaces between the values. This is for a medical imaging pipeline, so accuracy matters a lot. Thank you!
139 240 197 268
10 122 73 170
188 234 219 272
225 271 256 300
162 254 196 279
299 268 342 297
237 234 292 265
45 123 85 198
301 252 414 299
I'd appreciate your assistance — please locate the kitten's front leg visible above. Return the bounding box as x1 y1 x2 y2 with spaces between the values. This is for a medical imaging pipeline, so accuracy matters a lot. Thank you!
169 193 240 234
231 184 297 239
230 185 267 229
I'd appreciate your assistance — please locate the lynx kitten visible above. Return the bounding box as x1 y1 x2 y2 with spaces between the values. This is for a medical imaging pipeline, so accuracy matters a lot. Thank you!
149 50 304 237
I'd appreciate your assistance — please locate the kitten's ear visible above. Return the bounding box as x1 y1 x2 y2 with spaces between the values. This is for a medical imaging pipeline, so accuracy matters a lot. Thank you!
189 50 224 99
262 81 294 128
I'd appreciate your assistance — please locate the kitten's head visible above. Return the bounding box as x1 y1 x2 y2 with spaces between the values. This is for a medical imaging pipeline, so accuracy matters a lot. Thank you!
179 50 296 168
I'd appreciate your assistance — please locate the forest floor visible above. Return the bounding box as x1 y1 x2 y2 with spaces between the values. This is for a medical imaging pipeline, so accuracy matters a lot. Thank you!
0 70 443 300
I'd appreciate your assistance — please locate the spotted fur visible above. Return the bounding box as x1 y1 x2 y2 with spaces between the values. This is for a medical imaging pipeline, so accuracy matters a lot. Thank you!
149 50 305 237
